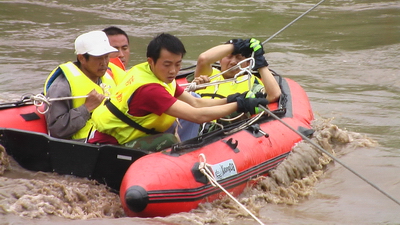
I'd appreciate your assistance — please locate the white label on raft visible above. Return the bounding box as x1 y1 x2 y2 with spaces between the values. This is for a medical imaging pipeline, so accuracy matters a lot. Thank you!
211 159 238 181
117 155 132 161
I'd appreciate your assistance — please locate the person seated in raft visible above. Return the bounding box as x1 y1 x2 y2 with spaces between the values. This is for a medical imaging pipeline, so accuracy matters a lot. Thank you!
103 26 130 85
103 26 131 70
87 33 269 151
192 38 281 104
43 30 118 141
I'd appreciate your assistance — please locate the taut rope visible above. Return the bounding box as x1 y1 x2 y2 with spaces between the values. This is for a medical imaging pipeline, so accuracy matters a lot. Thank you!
198 153 265 225
262 0 328 46
258 105 400 207
32 83 111 114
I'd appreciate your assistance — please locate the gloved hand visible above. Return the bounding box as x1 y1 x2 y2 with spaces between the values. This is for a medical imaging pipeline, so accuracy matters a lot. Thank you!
254 91 267 99
226 39 252 57
226 91 248 103
249 38 269 70
227 91 267 103
236 96 269 115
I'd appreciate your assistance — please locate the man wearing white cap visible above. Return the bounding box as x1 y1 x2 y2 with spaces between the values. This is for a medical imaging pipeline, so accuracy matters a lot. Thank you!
43 30 118 141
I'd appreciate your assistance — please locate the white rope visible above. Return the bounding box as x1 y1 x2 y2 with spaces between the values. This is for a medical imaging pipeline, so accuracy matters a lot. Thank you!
219 112 245 122
198 153 265 225
33 83 111 114
223 111 265 135
31 94 89 114
261 0 328 46
182 58 255 92
258 105 400 207
210 57 255 80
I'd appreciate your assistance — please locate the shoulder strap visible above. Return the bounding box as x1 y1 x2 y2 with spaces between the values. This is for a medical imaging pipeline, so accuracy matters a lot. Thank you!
199 93 226 99
104 99 160 135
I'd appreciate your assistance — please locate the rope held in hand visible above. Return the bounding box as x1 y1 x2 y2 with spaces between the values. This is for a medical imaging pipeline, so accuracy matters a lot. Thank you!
32 83 111 114
31 94 89 114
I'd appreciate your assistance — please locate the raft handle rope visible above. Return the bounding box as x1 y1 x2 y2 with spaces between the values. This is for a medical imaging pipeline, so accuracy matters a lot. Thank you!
198 153 265 225
0 93 35 109
32 83 111 114
182 57 255 92
258 105 400 207
223 111 265 136
219 113 244 122
199 121 224 136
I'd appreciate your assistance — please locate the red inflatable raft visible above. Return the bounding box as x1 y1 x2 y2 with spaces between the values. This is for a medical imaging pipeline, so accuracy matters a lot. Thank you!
0 101 47 134
120 76 314 217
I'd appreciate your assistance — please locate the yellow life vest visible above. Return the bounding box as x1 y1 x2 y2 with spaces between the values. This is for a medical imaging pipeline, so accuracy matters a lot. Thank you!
195 68 263 98
44 61 116 140
108 62 127 85
91 62 177 145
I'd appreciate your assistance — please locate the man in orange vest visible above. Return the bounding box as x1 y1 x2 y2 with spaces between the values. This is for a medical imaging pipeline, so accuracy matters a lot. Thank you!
103 26 130 71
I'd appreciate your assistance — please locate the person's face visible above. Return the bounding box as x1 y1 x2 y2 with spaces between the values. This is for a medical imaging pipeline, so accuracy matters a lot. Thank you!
220 54 250 79
148 48 182 84
107 34 130 67
78 54 110 82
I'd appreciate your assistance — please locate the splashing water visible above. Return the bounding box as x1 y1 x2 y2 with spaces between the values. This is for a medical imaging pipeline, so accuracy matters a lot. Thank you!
0 145 11 175
158 117 378 224
0 117 378 224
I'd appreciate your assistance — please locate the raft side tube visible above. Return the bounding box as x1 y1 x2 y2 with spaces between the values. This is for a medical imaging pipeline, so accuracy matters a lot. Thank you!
0 128 148 191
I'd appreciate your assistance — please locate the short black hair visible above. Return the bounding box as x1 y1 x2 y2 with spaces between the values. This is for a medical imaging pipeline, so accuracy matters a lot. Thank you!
75 53 90 67
146 33 186 63
102 26 129 43
225 39 252 58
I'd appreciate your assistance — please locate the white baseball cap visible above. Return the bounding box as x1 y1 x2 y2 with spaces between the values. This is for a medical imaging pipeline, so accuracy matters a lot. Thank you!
74 30 118 56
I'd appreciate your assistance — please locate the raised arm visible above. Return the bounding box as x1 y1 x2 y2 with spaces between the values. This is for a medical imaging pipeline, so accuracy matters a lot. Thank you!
195 44 234 77
248 38 281 103
195 39 251 77
258 67 281 103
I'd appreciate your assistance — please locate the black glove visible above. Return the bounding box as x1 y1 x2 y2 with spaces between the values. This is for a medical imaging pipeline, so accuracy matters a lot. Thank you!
226 39 252 57
236 96 269 115
249 38 268 70
255 91 267 99
226 91 248 103
227 91 266 103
